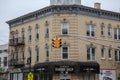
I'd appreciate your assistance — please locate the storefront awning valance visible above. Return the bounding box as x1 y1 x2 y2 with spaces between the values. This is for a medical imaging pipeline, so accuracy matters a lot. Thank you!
79 62 100 74
34 61 100 74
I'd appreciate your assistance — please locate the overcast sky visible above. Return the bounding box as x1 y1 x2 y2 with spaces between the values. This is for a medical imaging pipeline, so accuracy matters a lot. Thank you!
0 0 120 45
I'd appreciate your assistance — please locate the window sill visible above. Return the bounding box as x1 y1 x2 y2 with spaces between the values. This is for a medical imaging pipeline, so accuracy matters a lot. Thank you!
107 36 112 38
86 36 96 40
28 40 32 43
100 35 105 37
87 60 96 62
114 39 120 43
108 58 113 60
35 38 39 41
101 58 105 60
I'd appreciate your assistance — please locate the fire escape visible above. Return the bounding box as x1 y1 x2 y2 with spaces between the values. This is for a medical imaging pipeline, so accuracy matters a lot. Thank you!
8 37 25 68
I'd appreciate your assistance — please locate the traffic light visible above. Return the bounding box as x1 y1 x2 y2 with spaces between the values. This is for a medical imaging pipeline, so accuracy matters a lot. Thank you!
52 37 62 48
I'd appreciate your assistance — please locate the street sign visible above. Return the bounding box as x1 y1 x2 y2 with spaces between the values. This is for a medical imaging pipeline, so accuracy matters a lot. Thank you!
27 72 34 80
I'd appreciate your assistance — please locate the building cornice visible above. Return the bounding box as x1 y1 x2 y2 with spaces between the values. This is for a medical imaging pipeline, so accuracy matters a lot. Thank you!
6 5 120 28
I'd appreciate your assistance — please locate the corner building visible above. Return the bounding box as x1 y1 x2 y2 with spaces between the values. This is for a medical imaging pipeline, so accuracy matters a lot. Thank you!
7 0 120 80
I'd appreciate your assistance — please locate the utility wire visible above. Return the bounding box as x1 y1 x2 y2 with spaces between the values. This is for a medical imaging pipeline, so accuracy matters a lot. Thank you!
57 34 120 50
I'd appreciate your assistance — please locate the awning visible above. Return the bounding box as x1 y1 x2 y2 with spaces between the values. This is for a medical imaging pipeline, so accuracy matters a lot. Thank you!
79 62 100 74
34 61 100 74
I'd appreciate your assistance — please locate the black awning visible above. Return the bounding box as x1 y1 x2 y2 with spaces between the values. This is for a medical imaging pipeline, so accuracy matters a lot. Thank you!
79 62 100 74
34 61 100 74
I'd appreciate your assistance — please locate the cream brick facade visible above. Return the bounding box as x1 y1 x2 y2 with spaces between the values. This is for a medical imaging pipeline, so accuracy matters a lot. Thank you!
7 2 120 80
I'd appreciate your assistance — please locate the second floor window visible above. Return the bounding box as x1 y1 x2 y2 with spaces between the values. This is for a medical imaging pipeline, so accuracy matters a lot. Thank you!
115 50 120 61
101 48 105 59
108 49 112 59
61 22 68 34
28 48 32 64
62 46 68 60
45 48 49 61
114 28 120 40
87 24 95 37
36 48 39 62
87 47 95 61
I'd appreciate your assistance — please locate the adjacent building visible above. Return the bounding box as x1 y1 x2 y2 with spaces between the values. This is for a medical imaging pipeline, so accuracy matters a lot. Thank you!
0 44 8 79
7 0 120 80
0 44 8 71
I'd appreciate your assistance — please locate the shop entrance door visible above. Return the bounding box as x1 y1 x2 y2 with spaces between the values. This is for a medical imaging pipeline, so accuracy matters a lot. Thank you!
60 74 71 80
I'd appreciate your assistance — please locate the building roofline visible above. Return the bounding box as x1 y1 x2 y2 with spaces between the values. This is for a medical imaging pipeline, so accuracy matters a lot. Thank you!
6 5 120 28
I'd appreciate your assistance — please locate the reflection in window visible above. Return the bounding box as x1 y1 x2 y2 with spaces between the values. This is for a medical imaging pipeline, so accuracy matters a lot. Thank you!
87 47 95 60
114 28 120 40
62 46 68 59
87 24 95 37
61 22 68 34
115 50 120 61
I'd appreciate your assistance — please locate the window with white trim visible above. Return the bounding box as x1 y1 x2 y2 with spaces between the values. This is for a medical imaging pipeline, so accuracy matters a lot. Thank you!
61 22 68 34
87 47 95 60
62 46 68 60
114 28 120 40
45 23 49 38
115 50 120 61
87 24 95 37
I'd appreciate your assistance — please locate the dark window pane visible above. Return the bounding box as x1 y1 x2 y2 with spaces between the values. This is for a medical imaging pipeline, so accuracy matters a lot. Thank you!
63 53 68 59
87 31 89 35
4 57 7 66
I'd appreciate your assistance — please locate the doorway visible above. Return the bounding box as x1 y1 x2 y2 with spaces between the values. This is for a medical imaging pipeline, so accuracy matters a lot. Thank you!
60 74 71 80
